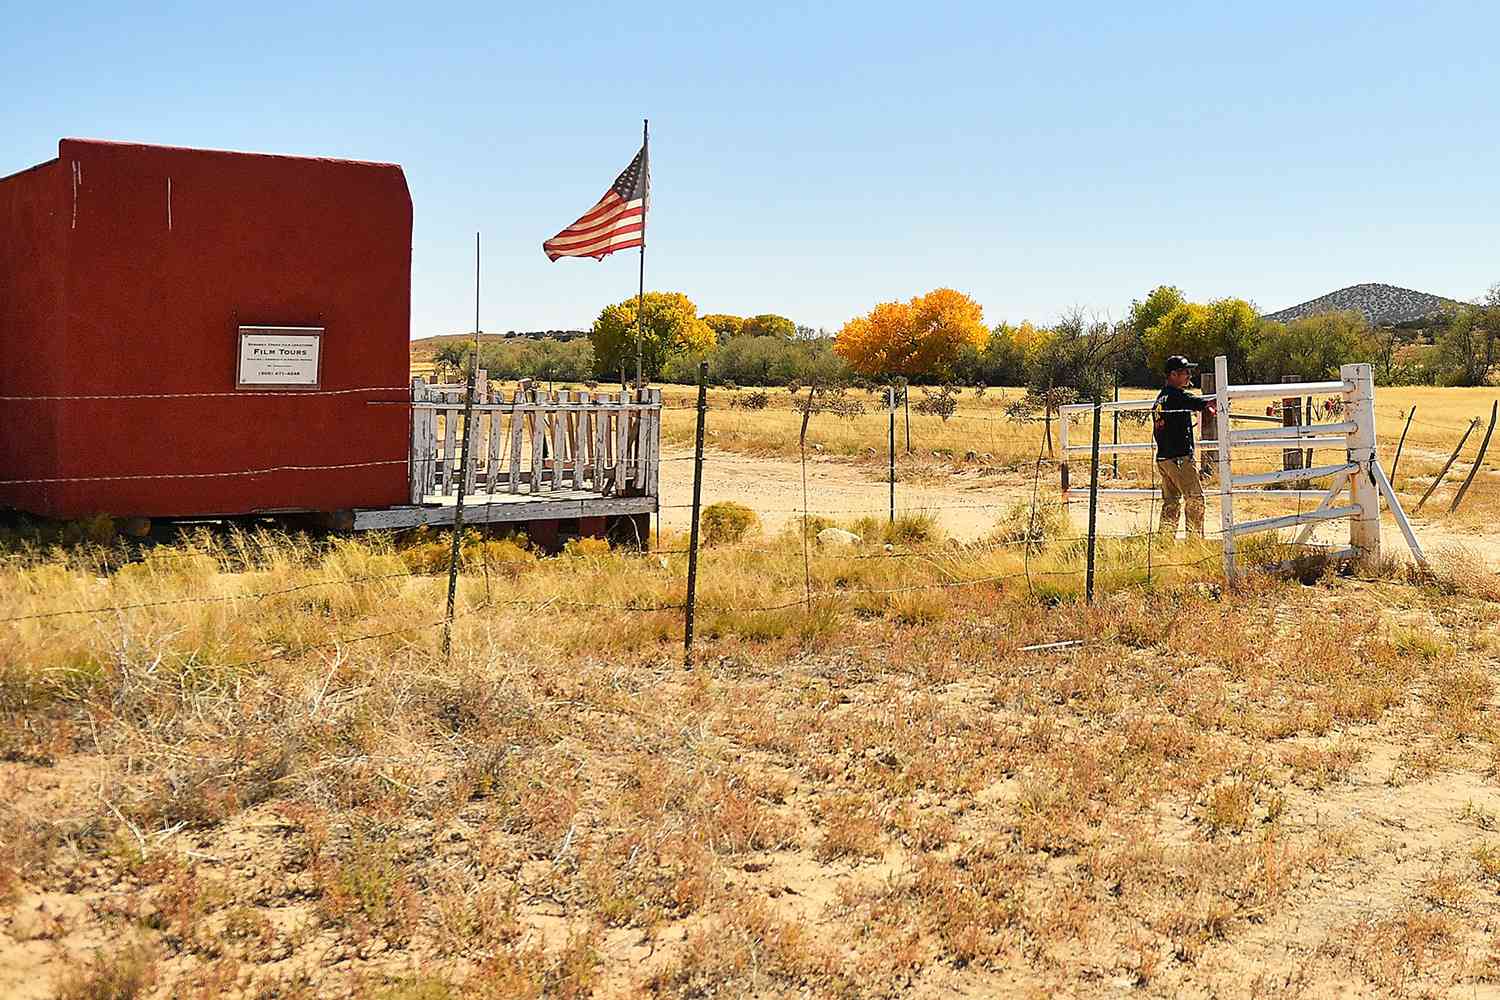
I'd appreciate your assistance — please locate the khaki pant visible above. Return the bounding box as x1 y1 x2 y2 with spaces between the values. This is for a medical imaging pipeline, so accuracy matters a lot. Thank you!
1157 457 1205 541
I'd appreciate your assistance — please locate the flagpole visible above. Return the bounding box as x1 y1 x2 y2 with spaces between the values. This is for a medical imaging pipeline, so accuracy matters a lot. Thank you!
635 118 648 388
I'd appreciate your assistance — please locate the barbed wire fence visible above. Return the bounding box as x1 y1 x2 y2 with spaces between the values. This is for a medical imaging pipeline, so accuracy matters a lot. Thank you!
0 373 1493 673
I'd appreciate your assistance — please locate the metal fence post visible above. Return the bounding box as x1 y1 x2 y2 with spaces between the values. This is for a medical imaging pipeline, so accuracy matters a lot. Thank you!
683 361 709 667
1085 394 1101 604
887 386 896 524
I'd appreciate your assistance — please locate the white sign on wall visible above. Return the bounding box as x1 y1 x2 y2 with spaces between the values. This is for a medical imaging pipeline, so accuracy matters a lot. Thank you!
237 327 323 388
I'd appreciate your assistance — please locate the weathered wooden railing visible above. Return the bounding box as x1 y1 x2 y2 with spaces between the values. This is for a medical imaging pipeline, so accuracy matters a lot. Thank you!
409 373 661 504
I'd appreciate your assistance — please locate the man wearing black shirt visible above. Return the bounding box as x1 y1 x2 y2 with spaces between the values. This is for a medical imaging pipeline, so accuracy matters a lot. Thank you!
1152 355 1218 540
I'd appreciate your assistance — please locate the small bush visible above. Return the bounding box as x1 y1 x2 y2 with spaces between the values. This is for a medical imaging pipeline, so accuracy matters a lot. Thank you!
730 390 770 410
701 502 759 546
55 942 156 1000
564 536 611 558
991 500 1068 546
886 512 938 545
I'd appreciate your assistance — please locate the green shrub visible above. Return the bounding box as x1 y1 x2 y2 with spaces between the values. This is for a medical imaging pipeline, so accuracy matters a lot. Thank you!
701 502 759 546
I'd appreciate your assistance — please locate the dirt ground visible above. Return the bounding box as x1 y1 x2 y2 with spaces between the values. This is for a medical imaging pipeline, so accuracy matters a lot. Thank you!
656 446 1500 568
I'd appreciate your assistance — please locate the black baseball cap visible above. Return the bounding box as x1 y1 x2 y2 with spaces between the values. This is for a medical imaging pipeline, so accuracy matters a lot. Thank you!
1163 355 1198 374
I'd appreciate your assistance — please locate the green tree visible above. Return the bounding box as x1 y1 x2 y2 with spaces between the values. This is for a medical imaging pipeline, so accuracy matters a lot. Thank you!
1249 312 1376 382
1436 306 1492 386
702 314 744 343
1141 297 1258 377
433 342 468 381
740 313 798 340
590 291 715 381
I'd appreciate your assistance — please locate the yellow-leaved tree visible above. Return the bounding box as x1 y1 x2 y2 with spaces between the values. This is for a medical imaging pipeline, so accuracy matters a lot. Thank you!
590 291 716 380
834 288 989 379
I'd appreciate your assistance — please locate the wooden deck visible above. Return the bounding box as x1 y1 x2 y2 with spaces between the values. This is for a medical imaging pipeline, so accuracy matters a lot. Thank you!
352 488 654 530
352 374 661 531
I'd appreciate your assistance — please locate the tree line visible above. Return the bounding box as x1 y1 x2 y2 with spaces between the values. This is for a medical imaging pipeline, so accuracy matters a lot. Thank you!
430 282 1500 391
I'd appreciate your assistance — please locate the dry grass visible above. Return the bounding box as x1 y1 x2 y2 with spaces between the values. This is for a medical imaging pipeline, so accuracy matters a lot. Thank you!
2 522 1499 997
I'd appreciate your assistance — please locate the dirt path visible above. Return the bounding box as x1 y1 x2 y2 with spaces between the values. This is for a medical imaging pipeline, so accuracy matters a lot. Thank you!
657 447 1500 567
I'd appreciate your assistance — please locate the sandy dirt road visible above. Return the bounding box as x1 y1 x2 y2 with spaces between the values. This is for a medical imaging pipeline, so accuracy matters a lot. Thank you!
656 446 1500 567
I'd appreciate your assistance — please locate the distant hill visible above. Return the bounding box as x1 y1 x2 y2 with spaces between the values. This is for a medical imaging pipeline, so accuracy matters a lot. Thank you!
1263 283 1461 326
409 330 589 361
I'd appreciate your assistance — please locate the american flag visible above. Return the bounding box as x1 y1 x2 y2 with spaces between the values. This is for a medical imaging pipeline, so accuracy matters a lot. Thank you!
543 145 649 261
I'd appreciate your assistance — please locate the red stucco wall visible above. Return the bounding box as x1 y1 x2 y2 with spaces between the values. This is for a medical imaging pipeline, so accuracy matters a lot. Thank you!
0 157 68 512
0 139 413 519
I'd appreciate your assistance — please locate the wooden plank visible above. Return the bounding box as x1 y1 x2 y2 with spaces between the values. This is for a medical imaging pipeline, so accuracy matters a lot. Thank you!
423 395 438 497
551 390 566 490
639 386 651 488
409 378 425 504
486 400 503 492
615 391 628 494
648 388 661 497
594 396 607 493
575 391 589 488
440 406 458 495
1231 462 1355 488
1224 379 1349 400
530 390 544 494
1231 421 1357 441
508 390 524 494
1372 461 1428 568
1292 472 1351 547
352 494 656 531
1226 504 1362 538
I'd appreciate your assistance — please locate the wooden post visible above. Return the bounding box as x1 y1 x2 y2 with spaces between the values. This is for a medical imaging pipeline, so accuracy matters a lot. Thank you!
1086 395 1102 604
1199 371 1217 478
1059 403 1070 491
887 386 896 524
1304 395 1313 469
1390 405 1415 484
1343 363 1380 561
1214 356 1236 583
409 378 426 504
684 361 709 668
1415 417 1479 512
1450 400 1498 514
1281 376 1303 472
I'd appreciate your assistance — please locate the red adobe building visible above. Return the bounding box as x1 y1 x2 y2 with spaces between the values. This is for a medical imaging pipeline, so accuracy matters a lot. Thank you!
0 138 413 520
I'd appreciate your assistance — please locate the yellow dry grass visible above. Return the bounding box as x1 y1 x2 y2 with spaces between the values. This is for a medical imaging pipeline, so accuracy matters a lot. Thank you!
2 521 1499 998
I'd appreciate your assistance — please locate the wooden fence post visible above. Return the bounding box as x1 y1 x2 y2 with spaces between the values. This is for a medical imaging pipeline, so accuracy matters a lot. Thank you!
1281 375 1303 472
1199 371 1217 478
1415 417 1478 512
1390 405 1415 484
1451 401 1498 514
1343 363 1380 561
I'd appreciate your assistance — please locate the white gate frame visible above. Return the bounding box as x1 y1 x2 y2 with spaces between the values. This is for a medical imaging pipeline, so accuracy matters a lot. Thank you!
1058 355 1426 584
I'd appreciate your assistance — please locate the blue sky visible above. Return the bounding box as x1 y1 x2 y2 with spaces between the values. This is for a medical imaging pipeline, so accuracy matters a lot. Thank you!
4 1 1496 338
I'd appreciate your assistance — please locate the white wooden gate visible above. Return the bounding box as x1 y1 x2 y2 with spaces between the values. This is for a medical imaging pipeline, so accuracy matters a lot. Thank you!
1058 356 1425 583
